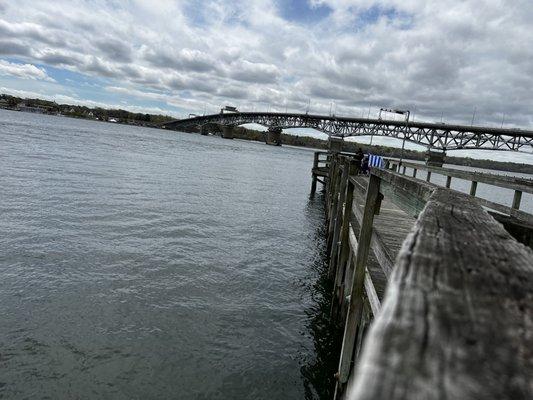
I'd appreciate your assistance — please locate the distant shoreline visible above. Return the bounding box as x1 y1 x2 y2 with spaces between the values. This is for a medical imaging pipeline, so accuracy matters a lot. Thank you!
187 124 533 175
2 96 532 175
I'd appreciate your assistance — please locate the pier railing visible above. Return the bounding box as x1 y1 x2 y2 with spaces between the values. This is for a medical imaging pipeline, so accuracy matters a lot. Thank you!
385 159 533 224
320 152 533 400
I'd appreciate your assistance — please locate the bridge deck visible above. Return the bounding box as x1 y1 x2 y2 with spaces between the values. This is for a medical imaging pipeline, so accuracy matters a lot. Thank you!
162 111 533 151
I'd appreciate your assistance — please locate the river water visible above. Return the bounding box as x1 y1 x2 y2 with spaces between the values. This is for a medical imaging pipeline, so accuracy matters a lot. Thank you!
0 110 338 399
2 110 531 400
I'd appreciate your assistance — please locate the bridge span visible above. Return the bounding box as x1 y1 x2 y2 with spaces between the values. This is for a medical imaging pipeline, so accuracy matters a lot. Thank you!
162 112 533 152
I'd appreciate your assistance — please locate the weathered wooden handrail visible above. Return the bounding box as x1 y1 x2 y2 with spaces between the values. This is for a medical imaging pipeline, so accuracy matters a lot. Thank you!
385 159 533 224
344 182 533 400
320 154 533 400
388 159 533 194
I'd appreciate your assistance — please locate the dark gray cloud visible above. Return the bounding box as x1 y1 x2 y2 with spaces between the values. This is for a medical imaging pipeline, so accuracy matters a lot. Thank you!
38 50 82 66
143 48 217 73
217 86 248 99
0 40 31 56
0 19 67 47
84 57 118 78
94 37 133 62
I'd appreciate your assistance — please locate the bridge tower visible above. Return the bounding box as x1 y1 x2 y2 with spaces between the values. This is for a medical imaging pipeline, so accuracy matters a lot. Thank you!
221 125 234 139
266 127 282 146
329 137 344 153
425 149 446 167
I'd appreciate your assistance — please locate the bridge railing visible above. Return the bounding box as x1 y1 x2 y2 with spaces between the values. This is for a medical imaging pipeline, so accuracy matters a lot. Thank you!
324 154 533 400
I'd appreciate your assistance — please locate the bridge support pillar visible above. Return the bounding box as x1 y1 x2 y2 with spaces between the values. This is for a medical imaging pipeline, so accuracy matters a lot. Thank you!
221 125 234 139
200 125 209 136
329 137 344 153
266 127 282 146
425 150 446 167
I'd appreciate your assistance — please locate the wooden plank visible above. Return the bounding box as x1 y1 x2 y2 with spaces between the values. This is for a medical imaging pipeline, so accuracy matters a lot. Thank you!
470 180 478 196
512 190 522 210
329 161 350 276
332 161 359 315
375 168 533 225
348 213 390 302
364 271 381 316
392 160 533 194
327 157 341 240
475 196 533 225
349 175 367 196
350 195 395 278
372 168 435 203
344 188 533 400
337 174 381 383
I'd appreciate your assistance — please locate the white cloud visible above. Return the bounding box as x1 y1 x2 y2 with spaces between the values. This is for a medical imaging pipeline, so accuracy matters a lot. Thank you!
0 59 55 82
0 0 532 129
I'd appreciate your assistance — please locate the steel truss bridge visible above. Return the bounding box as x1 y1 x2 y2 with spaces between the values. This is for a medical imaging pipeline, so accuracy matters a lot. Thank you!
162 112 533 151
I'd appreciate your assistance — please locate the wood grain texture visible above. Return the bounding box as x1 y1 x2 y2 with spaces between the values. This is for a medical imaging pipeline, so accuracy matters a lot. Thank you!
344 188 533 400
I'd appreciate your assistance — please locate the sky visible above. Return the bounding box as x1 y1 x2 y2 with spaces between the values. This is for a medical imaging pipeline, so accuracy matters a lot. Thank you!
1 0 533 150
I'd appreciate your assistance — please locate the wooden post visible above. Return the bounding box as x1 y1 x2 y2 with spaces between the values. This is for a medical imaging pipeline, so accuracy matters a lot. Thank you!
426 171 431 182
328 155 340 213
311 175 317 195
326 155 336 216
311 152 319 195
331 159 358 317
446 175 452 188
512 190 522 210
329 158 341 220
402 165 406 175
327 157 342 252
412 168 417 178
470 181 478 196
337 173 381 384
329 159 350 277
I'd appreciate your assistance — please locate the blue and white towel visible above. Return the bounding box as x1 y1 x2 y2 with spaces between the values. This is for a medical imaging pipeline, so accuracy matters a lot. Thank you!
368 154 384 169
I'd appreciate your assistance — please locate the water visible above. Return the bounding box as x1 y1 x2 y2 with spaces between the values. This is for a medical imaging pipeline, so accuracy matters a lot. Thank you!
0 110 338 399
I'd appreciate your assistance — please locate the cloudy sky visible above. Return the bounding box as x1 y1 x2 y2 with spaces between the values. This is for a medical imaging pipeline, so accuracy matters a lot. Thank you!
1 0 533 130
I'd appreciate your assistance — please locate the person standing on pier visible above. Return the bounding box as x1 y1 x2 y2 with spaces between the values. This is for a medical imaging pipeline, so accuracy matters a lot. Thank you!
361 155 369 175
354 148 364 173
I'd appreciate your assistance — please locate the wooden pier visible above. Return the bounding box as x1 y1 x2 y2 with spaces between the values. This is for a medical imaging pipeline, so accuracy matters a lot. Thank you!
312 151 533 400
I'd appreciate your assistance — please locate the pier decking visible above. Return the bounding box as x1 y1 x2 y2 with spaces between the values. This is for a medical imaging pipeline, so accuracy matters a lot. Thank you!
313 151 533 400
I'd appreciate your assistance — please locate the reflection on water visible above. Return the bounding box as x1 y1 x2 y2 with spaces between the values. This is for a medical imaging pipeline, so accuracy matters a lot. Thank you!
301 193 343 400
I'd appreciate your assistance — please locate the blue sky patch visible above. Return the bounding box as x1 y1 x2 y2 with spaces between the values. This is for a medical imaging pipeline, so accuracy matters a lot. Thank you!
355 5 413 31
278 0 332 23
